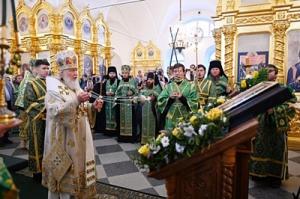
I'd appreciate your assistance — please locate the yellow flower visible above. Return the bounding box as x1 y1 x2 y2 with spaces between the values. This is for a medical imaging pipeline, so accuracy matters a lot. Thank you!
240 79 247 89
189 115 199 126
253 71 259 79
172 127 183 138
206 108 223 121
156 132 166 141
138 144 150 157
216 97 226 104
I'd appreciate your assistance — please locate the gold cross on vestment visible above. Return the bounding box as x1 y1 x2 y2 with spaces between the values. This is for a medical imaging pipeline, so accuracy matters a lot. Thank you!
58 85 70 95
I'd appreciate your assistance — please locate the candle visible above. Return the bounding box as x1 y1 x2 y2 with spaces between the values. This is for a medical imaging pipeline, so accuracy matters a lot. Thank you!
1 0 6 26
11 0 18 32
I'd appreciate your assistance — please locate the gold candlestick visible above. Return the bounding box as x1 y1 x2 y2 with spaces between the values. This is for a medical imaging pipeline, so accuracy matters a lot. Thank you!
0 26 18 124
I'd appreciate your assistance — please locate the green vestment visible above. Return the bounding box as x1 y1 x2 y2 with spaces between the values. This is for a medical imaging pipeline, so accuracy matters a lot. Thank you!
105 79 119 131
194 78 217 107
0 158 18 199
140 85 161 144
249 96 296 180
115 78 137 141
15 71 35 141
23 78 46 173
207 75 228 97
158 79 198 132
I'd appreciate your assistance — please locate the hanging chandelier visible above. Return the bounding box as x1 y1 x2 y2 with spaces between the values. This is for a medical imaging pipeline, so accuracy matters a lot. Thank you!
169 0 190 52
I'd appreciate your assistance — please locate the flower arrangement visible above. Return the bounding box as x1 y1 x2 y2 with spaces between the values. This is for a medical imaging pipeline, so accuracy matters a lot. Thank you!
136 106 229 171
239 68 268 91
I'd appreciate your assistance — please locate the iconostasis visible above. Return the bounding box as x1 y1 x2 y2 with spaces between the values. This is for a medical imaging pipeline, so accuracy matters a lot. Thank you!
131 41 161 76
213 0 300 149
11 0 111 77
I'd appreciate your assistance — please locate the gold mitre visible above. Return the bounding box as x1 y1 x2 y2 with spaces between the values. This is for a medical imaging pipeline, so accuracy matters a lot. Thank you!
121 65 131 73
56 50 78 71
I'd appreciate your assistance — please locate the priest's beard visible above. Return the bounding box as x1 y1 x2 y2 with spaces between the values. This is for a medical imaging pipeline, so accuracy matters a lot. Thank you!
62 75 81 91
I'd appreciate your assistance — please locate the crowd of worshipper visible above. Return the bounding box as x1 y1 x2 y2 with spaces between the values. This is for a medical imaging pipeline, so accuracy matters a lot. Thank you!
0 51 292 198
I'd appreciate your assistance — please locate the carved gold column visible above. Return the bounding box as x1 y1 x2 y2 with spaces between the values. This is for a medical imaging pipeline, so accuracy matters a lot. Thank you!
92 25 98 75
28 15 38 58
288 102 300 150
75 21 83 77
222 25 236 86
272 20 290 84
213 28 222 60
104 29 112 67
49 14 63 75
216 0 222 16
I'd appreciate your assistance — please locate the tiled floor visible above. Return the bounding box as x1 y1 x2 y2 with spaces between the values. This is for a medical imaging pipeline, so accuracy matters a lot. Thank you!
1 132 300 198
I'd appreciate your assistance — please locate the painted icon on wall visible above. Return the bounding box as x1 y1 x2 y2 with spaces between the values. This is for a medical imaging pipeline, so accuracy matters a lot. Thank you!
64 16 73 31
84 55 93 76
237 51 269 82
38 13 49 30
98 25 105 45
82 19 91 40
18 15 28 33
287 30 300 92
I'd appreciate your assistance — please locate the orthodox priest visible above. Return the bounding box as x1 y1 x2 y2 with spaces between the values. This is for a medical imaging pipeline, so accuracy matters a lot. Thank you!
23 59 50 182
158 63 198 132
90 66 119 135
42 50 102 199
115 65 138 142
139 72 161 144
194 64 217 107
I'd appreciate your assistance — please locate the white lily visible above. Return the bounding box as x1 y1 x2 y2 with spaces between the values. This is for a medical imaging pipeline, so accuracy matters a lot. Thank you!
183 125 196 137
175 143 185 153
198 124 208 136
161 136 170 148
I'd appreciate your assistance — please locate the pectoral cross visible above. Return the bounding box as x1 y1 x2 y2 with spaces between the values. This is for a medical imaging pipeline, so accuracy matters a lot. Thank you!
54 156 62 166
58 85 70 95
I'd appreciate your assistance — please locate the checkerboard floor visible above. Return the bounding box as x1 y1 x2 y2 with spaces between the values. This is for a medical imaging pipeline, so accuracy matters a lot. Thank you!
1 131 300 198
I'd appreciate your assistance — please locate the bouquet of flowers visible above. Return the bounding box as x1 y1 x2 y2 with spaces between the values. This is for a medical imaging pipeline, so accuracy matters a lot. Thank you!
239 68 268 91
136 104 229 171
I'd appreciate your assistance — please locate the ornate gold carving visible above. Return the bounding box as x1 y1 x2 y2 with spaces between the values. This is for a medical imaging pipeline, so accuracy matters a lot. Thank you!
131 41 161 76
216 0 222 16
288 102 300 150
212 28 222 60
226 0 235 11
272 20 290 84
288 13 300 21
222 25 236 86
15 0 111 75
235 15 274 25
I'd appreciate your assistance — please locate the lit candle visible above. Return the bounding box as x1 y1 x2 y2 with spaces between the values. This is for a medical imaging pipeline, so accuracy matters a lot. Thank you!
11 0 18 32
1 0 6 26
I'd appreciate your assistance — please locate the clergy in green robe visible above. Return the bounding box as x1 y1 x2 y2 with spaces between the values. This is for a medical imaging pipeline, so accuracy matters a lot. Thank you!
139 72 161 144
23 59 50 182
158 63 198 132
15 63 36 149
194 64 217 107
249 64 296 188
207 60 231 97
115 65 138 142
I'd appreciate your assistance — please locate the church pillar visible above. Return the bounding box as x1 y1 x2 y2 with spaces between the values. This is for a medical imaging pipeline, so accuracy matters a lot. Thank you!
75 21 83 77
222 25 237 85
49 14 63 75
104 30 112 67
28 15 38 58
92 25 98 75
212 28 222 61
272 20 290 84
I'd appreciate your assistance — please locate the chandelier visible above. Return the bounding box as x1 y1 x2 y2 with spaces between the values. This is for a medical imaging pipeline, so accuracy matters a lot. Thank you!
169 0 190 52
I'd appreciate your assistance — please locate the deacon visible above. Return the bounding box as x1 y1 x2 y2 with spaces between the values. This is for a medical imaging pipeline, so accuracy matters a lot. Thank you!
158 63 198 132
139 72 161 144
194 64 217 107
15 62 37 149
42 50 102 199
115 65 138 142
23 59 50 182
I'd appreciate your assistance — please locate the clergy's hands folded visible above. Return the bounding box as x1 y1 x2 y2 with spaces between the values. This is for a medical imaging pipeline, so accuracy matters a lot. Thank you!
170 92 182 99
77 92 90 103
